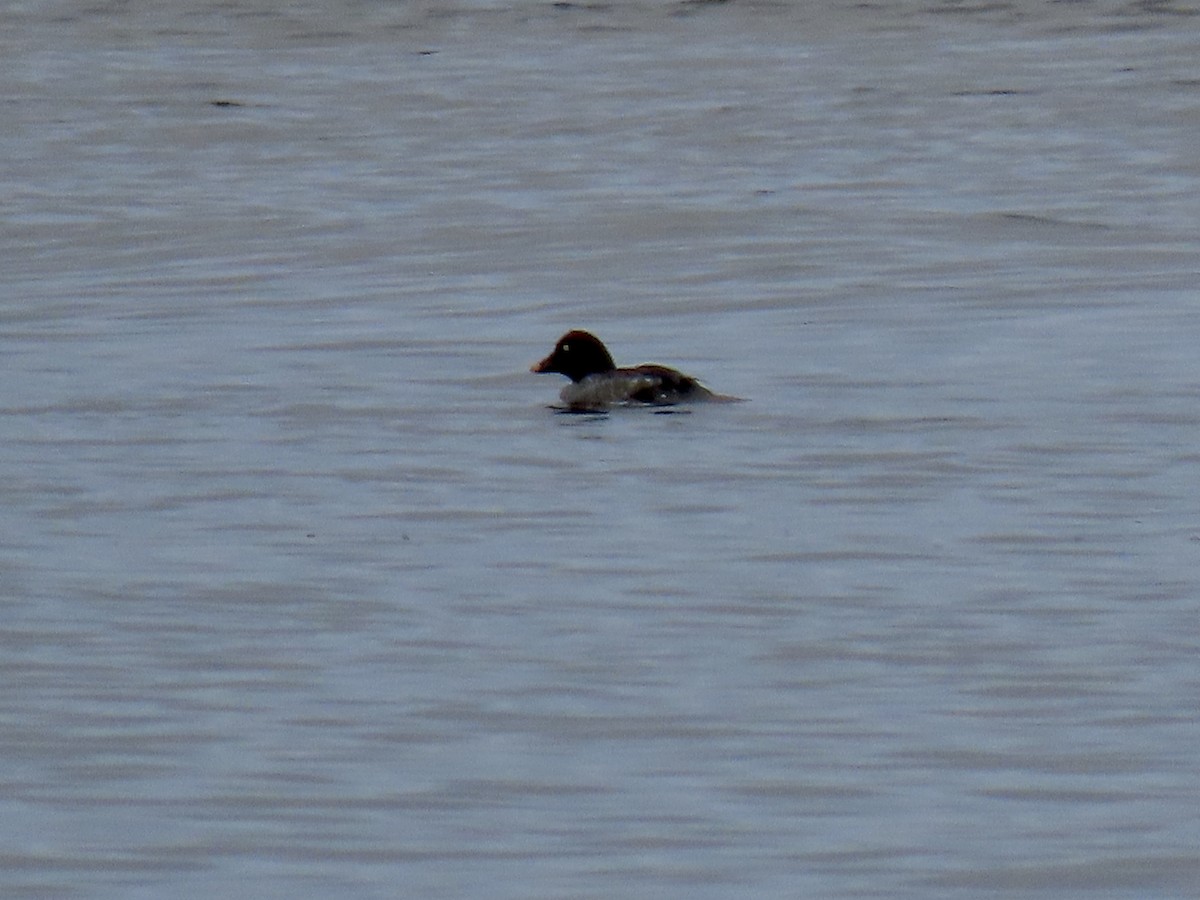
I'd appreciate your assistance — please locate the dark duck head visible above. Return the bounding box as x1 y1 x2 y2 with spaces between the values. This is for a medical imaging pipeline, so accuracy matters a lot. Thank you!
530 330 616 383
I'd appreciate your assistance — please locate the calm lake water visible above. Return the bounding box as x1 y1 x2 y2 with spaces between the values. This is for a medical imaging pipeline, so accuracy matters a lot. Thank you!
3 1 1199 897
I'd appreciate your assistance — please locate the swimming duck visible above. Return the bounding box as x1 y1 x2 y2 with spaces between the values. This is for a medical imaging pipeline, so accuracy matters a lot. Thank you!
531 330 738 411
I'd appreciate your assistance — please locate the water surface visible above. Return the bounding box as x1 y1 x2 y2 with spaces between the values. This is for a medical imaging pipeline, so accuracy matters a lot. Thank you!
3 2 1200 897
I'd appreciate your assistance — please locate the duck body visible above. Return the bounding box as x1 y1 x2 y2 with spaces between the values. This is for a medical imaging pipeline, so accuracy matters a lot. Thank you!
531 330 735 411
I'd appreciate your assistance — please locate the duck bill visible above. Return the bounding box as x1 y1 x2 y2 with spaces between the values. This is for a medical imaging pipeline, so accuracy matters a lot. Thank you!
531 354 554 374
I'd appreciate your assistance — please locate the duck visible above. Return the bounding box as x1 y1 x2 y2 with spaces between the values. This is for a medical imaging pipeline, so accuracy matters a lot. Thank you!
530 330 739 411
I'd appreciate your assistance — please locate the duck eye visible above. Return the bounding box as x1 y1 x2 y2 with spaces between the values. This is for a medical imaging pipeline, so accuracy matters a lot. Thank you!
561 343 569 352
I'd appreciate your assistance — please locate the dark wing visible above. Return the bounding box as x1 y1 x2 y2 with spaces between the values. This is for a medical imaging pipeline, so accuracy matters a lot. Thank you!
627 365 714 405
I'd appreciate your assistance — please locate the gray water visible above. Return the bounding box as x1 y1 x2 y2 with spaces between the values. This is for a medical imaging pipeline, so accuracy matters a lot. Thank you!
3 1 1200 897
